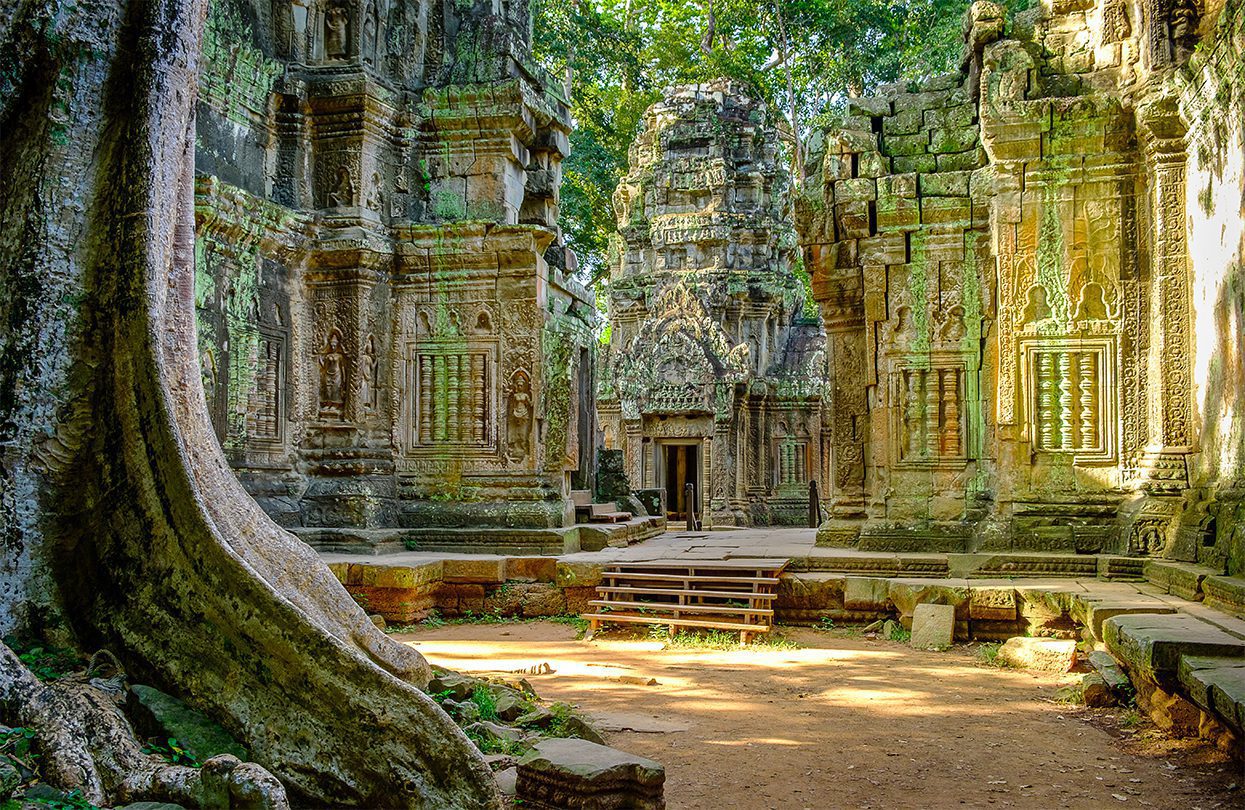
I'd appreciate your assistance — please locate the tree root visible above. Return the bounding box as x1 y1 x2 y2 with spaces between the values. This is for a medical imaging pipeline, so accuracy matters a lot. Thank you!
0 645 287 809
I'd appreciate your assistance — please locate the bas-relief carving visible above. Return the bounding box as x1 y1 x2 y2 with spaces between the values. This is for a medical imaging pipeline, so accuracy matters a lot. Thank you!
800 0 1205 551
194 2 593 536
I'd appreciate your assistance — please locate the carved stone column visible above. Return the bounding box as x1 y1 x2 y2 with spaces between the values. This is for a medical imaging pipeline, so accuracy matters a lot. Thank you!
1134 94 1194 496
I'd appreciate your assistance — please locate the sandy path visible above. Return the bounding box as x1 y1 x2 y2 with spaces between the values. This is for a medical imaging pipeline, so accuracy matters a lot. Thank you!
397 622 1241 809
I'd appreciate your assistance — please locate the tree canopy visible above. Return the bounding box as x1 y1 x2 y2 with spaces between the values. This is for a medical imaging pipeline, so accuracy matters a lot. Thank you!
532 0 1007 281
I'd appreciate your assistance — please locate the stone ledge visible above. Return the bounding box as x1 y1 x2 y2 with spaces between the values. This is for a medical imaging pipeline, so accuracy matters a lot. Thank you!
1104 613 1245 684
1203 575 1245 619
1177 656 1245 733
1144 559 1220 601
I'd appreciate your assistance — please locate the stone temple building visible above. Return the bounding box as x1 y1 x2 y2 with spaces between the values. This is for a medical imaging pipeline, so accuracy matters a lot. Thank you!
797 0 1236 559
600 81 828 527
192 0 605 553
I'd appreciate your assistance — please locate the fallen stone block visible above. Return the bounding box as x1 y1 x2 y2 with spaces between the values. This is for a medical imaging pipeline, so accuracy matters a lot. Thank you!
997 637 1076 673
1080 673 1117 707
910 604 955 650
516 738 665 809
1088 650 1132 693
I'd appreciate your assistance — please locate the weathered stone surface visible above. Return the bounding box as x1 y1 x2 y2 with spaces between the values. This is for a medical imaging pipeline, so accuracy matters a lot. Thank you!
844 577 892 611
516 739 665 810
601 79 826 529
910 604 956 650
1104 614 1245 683
1079 673 1117 707
997 637 1077 672
968 587 1017 621
1088 650 1132 693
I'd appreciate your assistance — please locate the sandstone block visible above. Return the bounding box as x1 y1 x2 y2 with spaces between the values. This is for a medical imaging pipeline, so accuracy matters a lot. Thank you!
928 127 979 154
556 561 604 588
443 558 506 584
882 109 923 136
848 96 892 118
969 587 1017 621
910 603 955 650
1104 614 1245 683
505 557 558 583
517 738 665 810
857 151 889 178
888 580 970 620
997 637 1076 672
883 132 929 157
844 577 892 611
892 154 938 174
918 170 971 197
834 178 877 203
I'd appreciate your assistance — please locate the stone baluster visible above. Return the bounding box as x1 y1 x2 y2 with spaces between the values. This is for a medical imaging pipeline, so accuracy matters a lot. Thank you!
419 355 433 444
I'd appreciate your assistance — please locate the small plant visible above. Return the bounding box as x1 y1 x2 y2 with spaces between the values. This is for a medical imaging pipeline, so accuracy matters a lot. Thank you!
4 637 80 682
2 726 39 772
141 737 201 768
470 684 498 722
976 642 1005 667
1118 709 1144 729
420 610 447 628
816 616 836 631
888 625 911 643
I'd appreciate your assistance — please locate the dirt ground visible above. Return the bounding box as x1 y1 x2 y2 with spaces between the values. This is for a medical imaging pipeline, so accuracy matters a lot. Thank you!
398 622 1244 809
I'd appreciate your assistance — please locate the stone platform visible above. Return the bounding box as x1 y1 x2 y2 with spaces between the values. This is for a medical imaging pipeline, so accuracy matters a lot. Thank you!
324 526 1245 755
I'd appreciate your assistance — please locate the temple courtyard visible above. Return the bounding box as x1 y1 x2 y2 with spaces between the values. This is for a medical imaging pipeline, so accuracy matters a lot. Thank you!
403 619 1240 809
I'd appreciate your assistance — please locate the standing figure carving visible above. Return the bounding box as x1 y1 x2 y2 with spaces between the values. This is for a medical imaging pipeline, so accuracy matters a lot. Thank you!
506 369 533 462
318 329 347 418
359 335 378 413
362 0 377 63
325 3 349 59
328 166 354 207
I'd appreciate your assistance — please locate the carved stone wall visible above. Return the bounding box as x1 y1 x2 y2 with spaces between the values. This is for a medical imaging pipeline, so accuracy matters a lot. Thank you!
601 81 828 527
194 0 597 548
800 0 1238 555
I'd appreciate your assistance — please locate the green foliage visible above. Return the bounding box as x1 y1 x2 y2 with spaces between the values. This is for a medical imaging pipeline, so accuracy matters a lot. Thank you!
141 737 201 768
532 0 1037 282
976 642 1006 667
3 638 79 682
1 727 38 769
815 616 836 631
648 625 801 650
888 624 911 643
1118 709 1144 729
470 685 499 722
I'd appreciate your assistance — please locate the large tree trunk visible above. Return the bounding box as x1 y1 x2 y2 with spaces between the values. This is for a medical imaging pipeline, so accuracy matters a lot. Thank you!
0 0 500 807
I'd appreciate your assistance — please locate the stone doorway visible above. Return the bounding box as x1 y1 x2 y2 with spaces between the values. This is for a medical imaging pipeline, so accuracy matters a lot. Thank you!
662 442 700 521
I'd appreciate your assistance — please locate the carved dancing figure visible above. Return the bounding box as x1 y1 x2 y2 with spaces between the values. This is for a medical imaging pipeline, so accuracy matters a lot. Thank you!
506 370 533 462
325 3 349 59
359 335 378 412
318 330 346 417
362 0 377 63
1168 0 1198 62
328 166 354 207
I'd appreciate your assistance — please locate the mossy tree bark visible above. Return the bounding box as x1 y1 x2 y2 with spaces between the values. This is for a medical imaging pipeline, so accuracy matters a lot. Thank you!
0 0 500 806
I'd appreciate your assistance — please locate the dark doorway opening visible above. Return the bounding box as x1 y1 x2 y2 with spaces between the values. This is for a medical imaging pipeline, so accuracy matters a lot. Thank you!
664 443 699 522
